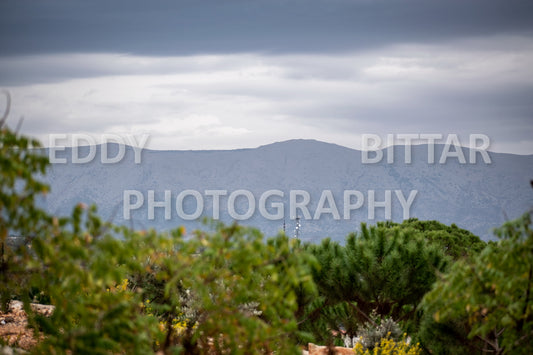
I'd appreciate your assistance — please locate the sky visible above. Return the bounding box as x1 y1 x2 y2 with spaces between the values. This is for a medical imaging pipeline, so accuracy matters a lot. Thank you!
1 0 532 154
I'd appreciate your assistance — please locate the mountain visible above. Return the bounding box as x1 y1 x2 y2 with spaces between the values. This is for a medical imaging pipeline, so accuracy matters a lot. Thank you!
40 139 533 242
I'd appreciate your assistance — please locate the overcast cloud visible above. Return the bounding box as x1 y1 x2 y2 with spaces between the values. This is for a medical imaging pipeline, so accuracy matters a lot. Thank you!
1 0 532 153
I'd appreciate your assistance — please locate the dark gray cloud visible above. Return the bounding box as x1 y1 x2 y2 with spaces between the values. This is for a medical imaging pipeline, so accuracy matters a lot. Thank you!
1 0 533 57
1 0 532 154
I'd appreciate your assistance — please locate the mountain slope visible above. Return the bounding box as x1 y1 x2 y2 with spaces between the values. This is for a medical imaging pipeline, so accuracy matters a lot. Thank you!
41 139 533 241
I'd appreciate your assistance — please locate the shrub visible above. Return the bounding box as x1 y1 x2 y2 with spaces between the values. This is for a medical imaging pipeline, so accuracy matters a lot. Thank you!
1 93 318 354
299 223 450 343
354 335 421 355
356 316 403 351
421 211 533 354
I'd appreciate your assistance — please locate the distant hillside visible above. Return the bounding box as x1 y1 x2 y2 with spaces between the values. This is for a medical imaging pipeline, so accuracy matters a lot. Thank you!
41 140 533 242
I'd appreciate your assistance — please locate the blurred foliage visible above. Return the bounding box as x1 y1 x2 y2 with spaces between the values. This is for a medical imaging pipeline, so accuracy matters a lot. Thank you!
377 219 486 260
0 91 51 312
24 207 318 354
421 211 533 354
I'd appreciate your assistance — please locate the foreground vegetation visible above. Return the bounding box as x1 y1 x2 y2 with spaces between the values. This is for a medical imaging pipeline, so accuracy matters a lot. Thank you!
1 97 532 354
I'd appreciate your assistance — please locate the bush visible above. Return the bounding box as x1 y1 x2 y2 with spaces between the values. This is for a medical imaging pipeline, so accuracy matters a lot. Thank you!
0 91 50 311
354 335 421 355
0 93 318 354
24 208 318 354
421 211 533 354
299 223 450 343
356 316 403 351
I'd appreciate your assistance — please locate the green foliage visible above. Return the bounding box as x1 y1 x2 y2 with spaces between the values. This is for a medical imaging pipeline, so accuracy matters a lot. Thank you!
126 221 318 354
25 210 317 354
416 313 486 355
0 92 50 238
421 211 533 354
300 223 450 343
28 205 159 354
0 91 51 311
0 93 317 354
378 219 486 260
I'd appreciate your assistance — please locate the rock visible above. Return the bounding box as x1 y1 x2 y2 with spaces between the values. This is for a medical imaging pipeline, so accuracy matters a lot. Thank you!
308 343 354 354
29 304 54 316
7 301 54 316
7 302 22 314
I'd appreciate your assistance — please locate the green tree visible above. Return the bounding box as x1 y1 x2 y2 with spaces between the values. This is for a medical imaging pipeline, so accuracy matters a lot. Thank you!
300 223 450 344
378 219 486 260
0 91 51 311
421 211 533 354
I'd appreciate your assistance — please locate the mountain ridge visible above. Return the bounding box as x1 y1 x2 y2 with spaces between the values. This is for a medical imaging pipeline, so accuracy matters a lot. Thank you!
47 138 533 157
41 139 533 242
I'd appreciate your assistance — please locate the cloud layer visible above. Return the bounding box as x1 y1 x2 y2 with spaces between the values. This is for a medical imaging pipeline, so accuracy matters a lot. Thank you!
0 0 532 153
2 0 533 56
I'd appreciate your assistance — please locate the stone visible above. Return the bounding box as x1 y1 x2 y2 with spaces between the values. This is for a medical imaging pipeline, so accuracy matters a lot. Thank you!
308 343 354 354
